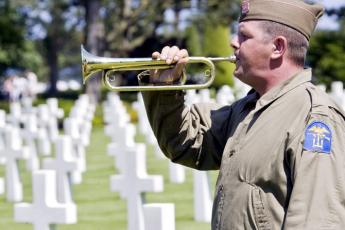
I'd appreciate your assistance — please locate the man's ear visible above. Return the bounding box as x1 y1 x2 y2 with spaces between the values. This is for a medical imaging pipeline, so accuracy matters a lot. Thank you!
271 36 287 60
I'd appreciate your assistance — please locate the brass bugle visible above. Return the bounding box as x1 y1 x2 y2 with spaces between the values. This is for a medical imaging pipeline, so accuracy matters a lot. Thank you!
81 45 236 91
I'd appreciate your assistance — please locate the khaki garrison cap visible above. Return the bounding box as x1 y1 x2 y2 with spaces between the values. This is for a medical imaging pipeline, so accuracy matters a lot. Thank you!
239 0 324 40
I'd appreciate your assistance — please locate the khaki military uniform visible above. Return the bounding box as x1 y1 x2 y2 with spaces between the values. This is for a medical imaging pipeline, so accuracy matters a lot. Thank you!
142 69 345 229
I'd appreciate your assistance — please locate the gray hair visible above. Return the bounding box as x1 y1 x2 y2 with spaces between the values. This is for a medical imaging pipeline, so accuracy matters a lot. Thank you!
258 20 309 67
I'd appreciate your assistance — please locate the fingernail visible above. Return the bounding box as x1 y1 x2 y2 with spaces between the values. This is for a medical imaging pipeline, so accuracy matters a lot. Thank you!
166 58 172 64
174 56 179 61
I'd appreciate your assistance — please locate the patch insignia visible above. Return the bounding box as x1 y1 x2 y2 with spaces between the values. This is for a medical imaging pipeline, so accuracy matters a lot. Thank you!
303 121 332 154
241 0 250 15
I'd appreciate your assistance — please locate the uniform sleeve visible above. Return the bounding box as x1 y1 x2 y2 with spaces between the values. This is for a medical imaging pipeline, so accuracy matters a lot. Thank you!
284 110 345 229
141 91 232 170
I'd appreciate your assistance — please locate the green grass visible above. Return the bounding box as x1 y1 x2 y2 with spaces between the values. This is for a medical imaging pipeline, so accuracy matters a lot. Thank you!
0 122 218 230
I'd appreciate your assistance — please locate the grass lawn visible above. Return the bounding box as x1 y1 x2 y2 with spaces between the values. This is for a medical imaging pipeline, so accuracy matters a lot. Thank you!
0 121 218 230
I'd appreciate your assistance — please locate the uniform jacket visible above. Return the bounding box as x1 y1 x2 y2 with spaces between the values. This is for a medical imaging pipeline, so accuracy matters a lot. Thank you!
142 69 345 229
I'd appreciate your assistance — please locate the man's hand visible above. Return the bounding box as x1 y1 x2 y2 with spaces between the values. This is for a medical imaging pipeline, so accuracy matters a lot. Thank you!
150 46 189 84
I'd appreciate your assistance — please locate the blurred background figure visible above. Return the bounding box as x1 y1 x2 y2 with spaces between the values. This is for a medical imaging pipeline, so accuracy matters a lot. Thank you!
2 74 26 102
24 71 38 100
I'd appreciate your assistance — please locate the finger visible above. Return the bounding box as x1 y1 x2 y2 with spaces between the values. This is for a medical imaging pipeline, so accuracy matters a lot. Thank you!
166 46 180 64
152 51 160 60
170 48 189 64
171 49 189 80
160 46 171 60
176 49 189 64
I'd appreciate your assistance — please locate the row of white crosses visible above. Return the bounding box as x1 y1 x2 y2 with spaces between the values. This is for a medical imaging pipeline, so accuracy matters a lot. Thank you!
185 89 214 223
132 93 166 159
65 94 95 184
133 89 219 223
0 94 95 230
16 94 95 230
0 98 63 203
0 110 7 196
104 93 175 230
133 93 186 184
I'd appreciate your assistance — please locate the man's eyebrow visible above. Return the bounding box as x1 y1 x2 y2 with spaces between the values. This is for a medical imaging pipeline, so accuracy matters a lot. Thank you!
238 24 246 32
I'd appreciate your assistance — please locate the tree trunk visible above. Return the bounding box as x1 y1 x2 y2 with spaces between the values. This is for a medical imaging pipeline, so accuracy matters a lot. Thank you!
83 0 104 103
45 36 58 96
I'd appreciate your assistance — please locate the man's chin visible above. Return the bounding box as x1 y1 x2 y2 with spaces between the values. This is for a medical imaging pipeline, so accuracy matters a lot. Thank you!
233 70 242 79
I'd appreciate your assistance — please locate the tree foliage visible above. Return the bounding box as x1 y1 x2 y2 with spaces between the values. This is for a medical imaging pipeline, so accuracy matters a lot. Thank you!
307 6 345 87
0 0 43 75
102 0 175 56
196 0 241 26
203 23 235 87
308 30 345 86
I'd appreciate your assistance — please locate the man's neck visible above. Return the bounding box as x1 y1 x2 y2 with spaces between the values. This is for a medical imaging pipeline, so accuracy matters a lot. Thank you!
255 63 303 96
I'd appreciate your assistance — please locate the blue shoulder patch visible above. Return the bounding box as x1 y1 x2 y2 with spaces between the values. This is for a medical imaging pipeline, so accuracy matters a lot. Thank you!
303 121 332 154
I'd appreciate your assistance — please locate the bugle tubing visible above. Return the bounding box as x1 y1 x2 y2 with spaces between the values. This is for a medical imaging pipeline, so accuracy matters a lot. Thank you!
81 45 236 91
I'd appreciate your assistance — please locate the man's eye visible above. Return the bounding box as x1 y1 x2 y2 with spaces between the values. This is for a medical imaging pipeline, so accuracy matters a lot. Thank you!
239 33 248 41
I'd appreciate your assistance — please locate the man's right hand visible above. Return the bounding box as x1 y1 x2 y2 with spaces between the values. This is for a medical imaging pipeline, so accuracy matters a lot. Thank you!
150 46 189 84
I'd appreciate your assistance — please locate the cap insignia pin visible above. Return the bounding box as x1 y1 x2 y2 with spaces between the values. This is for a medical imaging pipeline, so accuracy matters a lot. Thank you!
242 0 250 15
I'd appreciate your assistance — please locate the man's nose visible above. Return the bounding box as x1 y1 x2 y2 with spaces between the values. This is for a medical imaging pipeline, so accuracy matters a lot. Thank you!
230 35 239 50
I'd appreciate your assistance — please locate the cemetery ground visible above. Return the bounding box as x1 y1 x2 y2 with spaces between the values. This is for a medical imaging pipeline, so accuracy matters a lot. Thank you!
0 102 218 230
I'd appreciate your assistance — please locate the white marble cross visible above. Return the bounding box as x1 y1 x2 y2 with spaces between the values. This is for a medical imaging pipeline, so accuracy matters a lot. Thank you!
199 89 213 103
330 81 345 110
234 77 251 99
69 98 93 147
7 102 22 128
47 98 64 119
107 123 136 173
185 90 200 106
216 85 235 106
0 109 6 127
143 203 175 230
132 93 150 135
110 143 163 230
193 170 212 222
22 114 40 171
0 177 4 195
21 97 35 114
132 93 165 159
47 118 59 143
43 135 78 203
37 126 51 156
63 117 86 184
0 126 29 202
36 104 59 143
0 109 6 164
104 106 129 127
14 170 77 230
169 161 185 184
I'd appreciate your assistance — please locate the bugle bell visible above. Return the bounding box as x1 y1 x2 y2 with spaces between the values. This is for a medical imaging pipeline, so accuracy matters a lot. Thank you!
81 45 236 92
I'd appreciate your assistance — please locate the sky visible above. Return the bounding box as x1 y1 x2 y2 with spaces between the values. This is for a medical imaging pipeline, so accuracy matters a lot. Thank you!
314 0 345 30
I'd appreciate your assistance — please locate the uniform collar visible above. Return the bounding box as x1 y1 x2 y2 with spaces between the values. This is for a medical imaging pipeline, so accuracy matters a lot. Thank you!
256 68 312 109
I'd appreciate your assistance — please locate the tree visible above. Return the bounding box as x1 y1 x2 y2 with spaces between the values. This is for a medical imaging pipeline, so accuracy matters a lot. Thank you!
0 0 42 76
203 23 235 87
308 30 345 86
307 6 345 87
80 0 181 101
103 0 173 56
80 0 104 102
13 0 84 96
197 0 241 26
184 0 239 88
